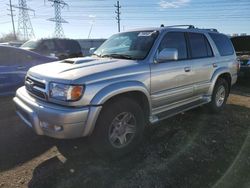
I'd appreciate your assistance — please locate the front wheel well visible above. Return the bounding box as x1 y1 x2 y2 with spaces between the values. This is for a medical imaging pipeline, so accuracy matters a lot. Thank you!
102 91 150 123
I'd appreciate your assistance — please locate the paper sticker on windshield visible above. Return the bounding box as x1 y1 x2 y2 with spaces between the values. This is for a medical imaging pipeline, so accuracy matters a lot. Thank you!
138 32 155 37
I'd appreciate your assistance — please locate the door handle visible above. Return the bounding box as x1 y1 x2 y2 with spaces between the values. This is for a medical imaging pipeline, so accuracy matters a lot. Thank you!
212 63 218 68
184 67 191 72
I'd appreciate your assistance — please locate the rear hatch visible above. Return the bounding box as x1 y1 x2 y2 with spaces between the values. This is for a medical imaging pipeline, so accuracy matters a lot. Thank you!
231 36 250 66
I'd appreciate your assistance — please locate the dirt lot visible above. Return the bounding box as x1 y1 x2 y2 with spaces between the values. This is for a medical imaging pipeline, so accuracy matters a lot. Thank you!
0 83 250 188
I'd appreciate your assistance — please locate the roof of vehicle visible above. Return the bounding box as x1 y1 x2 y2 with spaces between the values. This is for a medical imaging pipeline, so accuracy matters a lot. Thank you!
0 44 23 49
0 44 57 59
126 25 220 34
30 38 79 41
231 35 250 39
0 41 23 45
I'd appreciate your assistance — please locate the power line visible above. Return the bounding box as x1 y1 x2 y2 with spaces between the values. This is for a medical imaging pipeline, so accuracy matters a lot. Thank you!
114 1 121 32
12 0 35 40
67 1 250 8
48 0 68 38
1 0 249 38
0 21 11 24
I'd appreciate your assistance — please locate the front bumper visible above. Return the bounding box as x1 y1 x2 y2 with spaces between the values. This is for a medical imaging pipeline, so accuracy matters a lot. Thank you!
13 87 102 139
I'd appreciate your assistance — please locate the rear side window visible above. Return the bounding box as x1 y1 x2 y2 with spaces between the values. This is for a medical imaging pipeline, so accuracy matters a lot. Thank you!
65 40 81 52
55 40 66 50
209 33 234 56
57 40 81 53
41 40 55 50
159 32 187 60
188 33 213 58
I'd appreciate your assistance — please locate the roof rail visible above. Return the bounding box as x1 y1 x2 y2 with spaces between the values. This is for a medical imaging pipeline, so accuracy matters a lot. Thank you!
162 25 195 29
160 25 219 32
201 28 218 32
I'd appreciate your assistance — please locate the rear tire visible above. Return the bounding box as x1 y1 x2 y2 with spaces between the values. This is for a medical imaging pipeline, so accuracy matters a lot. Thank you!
208 78 229 113
88 97 145 158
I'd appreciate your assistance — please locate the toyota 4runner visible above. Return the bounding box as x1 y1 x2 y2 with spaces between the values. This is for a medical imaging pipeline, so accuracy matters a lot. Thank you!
14 25 239 156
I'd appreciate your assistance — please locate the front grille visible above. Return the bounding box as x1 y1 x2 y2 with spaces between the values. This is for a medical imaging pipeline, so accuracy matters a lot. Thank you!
25 77 47 99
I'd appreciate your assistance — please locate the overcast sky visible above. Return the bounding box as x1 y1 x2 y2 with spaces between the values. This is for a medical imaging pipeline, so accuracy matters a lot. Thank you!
0 0 249 39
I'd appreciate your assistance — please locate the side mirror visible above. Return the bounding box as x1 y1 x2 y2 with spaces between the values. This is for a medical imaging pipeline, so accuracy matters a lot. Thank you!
89 47 96 55
156 48 178 63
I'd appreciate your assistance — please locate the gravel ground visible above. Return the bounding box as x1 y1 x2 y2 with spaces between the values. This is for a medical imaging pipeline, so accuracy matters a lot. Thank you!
0 84 249 188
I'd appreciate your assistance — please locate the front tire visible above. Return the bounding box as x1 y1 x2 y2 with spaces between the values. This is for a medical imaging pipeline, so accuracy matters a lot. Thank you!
88 97 145 158
208 78 229 113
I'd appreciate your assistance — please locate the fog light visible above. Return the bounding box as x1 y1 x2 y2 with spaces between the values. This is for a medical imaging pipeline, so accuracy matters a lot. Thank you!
54 125 63 132
40 121 63 132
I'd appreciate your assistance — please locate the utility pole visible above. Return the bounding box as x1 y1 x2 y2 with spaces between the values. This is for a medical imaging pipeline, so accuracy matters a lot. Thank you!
12 0 35 40
7 0 17 40
88 23 93 39
114 1 121 32
48 0 68 38
88 15 95 39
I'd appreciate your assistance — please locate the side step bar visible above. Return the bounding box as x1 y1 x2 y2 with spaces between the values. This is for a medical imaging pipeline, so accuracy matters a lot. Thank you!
149 98 210 124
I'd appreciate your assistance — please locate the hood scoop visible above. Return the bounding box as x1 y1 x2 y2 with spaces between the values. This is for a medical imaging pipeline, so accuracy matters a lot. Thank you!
62 57 96 65
63 60 75 64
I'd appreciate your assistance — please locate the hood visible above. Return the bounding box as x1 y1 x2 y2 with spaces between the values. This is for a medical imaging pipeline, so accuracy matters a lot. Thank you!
28 57 140 83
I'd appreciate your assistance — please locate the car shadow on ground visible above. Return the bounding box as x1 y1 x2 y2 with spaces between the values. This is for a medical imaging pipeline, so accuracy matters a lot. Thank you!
0 96 56 172
28 103 250 188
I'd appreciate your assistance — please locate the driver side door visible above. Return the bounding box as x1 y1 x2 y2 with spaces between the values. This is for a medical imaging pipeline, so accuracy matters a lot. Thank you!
150 31 194 114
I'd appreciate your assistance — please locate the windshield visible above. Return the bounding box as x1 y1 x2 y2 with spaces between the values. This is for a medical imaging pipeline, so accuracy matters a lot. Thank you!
94 31 158 60
21 40 40 49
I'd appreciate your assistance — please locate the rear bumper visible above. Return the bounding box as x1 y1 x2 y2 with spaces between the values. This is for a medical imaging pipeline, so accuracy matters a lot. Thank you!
239 66 250 79
231 73 238 85
13 87 102 139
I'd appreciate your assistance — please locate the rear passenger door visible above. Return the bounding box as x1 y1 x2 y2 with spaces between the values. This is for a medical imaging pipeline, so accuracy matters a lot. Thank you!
187 32 215 96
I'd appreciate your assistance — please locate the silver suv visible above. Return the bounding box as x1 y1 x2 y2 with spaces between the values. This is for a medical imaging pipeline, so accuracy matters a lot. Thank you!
14 25 239 156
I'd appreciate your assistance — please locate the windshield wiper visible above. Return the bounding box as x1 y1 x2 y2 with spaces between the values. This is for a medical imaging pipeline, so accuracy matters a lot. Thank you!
101 53 135 60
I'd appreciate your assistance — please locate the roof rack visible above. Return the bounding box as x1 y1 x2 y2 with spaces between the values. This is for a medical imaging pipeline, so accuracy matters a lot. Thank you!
160 25 219 32
161 25 195 29
201 28 218 32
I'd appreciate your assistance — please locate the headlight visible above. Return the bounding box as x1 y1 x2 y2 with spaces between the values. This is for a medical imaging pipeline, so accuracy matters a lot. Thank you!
49 82 84 101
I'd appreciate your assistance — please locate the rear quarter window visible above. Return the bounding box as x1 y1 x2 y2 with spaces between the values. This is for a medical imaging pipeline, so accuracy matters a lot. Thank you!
65 40 81 52
209 33 234 56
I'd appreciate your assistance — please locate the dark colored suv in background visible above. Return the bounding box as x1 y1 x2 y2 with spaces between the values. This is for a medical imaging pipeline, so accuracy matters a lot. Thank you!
231 35 250 79
21 38 83 60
